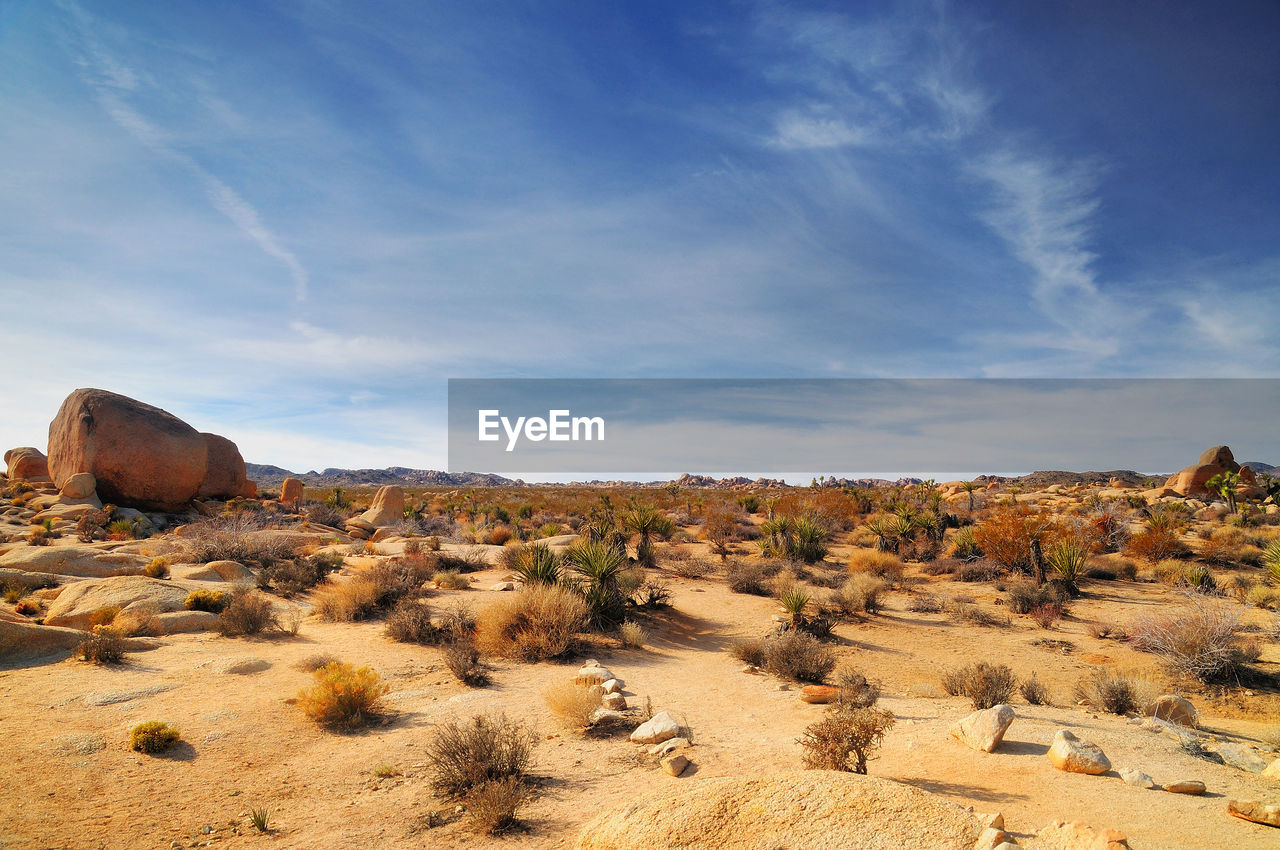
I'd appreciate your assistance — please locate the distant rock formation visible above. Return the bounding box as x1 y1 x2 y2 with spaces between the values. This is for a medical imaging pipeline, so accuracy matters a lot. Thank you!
1165 445 1240 497
47 388 254 511
3 447 51 482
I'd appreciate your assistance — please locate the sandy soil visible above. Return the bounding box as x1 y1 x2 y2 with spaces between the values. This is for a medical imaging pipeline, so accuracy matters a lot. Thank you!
2 560 1279 850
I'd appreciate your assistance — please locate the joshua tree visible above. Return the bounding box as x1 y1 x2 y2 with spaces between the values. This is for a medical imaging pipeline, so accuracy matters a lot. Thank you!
959 480 982 513
623 504 675 567
1205 471 1240 514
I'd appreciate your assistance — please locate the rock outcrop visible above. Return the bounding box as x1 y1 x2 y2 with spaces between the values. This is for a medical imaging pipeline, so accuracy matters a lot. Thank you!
46 388 253 511
0 546 148 579
43 575 190 629
345 485 405 536
280 477 304 506
0 619 86 664
4 447 50 482
574 771 982 850
1165 445 1240 497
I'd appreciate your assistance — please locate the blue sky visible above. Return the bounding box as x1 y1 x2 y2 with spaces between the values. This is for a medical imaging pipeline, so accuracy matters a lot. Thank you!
1 1 1277 473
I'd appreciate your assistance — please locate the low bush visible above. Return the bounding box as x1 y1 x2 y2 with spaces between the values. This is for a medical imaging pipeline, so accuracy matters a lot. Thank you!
142 558 169 579
129 721 180 754
217 589 280 636
761 630 836 683
474 585 586 662
1019 673 1050 705
297 662 388 728
941 662 1016 709
947 602 1007 628
948 527 982 561
799 706 894 774
1005 580 1068 614
433 570 469 590
846 549 905 582
312 578 382 622
182 514 300 569
543 680 602 729
425 713 536 798
1125 528 1189 563
466 776 530 835
725 560 773 595
508 543 561 587
184 590 228 614
835 668 880 708
79 626 126 664
619 620 648 648
435 548 491 573
1029 602 1066 629
445 639 490 686
1073 670 1148 715
828 574 886 617
1129 598 1251 682
906 593 945 614
385 599 441 644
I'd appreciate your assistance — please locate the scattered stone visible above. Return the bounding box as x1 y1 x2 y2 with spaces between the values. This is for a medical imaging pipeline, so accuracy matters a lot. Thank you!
1263 757 1280 780
489 581 516 591
1216 742 1269 774
1118 768 1156 789
649 738 688 757
1226 799 1280 828
740 665 761 675
576 666 614 686
59 472 97 500
1143 694 1197 727
83 684 178 706
574 771 984 849
976 813 1005 830
1035 820 1130 849
1163 780 1206 795
589 708 627 727
974 827 1011 850
601 678 624 694
630 711 680 745
660 753 690 777
602 692 627 710
800 685 841 704
1047 729 1111 775
950 704 1015 753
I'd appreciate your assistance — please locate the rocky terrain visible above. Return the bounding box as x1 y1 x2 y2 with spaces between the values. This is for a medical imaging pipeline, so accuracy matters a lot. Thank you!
1 389 1278 849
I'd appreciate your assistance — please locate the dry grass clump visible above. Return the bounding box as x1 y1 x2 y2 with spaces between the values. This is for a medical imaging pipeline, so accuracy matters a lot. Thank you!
1073 670 1151 715
217 589 280 636
293 653 337 672
79 626 126 664
941 662 1017 709
799 706 894 774
834 667 881 708
828 574 887 616
725 559 774 595
1004 579 1067 614
384 599 440 644
465 776 530 835
433 569 469 589
142 558 169 579
1019 673 1051 705
1128 598 1251 682
425 713 536 798
543 680 603 729
445 639 490 686
947 601 1007 628
182 514 300 568
1125 528 1189 563
846 549 905 582
312 577 382 622
619 620 648 648
184 589 228 613
129 721 180 754
297 662 388 729
732 630 836 683
474 585 586 662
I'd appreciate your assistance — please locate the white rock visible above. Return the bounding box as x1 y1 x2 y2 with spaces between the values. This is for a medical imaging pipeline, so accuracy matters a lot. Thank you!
1119 768 1156 789
949 704 1015 753
601 678 624 694
602 692 627 710
630 710 680 745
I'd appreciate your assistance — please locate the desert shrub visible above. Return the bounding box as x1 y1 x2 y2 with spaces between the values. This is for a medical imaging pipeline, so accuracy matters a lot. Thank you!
486 525 514 546
543 680 602 729
475 585 586 662
619 620 648 648
217 589 280 636
835 668 881 708
297 662 388 728
79 626 126 664
304 502 348 528
1125 528 1189 563
906 593 944 614
1245 584 1280 609
846 549 905 582
1029 602 1066 629
312 578 381 622
667 555 715 579
957 560 998 582
445 639 490 686
435 548 491 573
947 601 1006 628
948 527 982 561
87 606 119 628
466 776 531 835
26 526 51 546
779 586 810 627
799 706 894 774
14 599 39 617
761 630 836 683
1005 579 1068 614
1087 620 1126 640
726 560 772 595
1073 670 1147 715
1019 673 1050 705
1084 566 1117 581
508 543 561 587
261 551 344 595
294 653 337 672
129 721 180 754
1046 539 1089 590
760 516 829 563
183 514 300 569
184 590 228 613
731 636 768 668
142 558 169 579
972 507 1066 572
629 580 672 609
385 599 441 644
433 570 469 590
829 574 886 617
941 662 1016 709
1181 563 1216 593
425 713 536 798
1264 540 1280 585
1129 598 1251 682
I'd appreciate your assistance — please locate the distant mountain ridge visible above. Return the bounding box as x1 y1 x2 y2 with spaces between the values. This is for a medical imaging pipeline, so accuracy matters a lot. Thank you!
1242 461 1276 475
245 464 518 488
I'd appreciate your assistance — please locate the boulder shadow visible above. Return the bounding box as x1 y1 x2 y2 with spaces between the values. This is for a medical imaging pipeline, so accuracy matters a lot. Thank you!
996 738 1049 757
902 777 1029 805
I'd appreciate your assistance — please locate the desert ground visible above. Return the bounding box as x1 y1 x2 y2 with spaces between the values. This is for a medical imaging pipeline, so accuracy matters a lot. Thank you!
3 434 1280 849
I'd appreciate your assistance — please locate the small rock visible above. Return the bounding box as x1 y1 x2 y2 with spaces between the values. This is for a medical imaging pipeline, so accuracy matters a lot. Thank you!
950 704 1015 753
1143 694 1197 727
800 685 841 704
1047 729 1111 775
1035 821 1129 849
602 692 627 710
1227 799 1280 828
1118 768 1156 789
588 708 627 726
660 753 690 777
601 678 624 694
976 812 1005 830
1263 757 1280 780
1163 780 1205 795
1216 742 1269 774
576 666 613 686
974 827 1011 850
649 737 689 756
489 581 515 592
740 665 761 675
630 710 681 744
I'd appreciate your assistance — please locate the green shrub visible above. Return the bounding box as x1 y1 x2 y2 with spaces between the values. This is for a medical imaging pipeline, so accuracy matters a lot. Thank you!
129 721 180 753
184 590 228 613
509 543 561 586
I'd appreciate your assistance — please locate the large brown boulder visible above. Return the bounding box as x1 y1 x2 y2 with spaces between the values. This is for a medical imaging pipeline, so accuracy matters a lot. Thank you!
196 433 249 500
349 485 405 528
1164 445 1241 497
575 771 981 850
4 447 51 482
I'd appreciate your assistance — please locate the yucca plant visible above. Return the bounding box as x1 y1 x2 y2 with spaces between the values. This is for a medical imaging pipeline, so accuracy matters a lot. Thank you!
1046 539 1089 593
564 542 627 629
790 517 829 564
624 504 676 567
780 587 811 629
760 516 796 558
864 518 897 553
1265 541 1280 586
511 543 561 587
